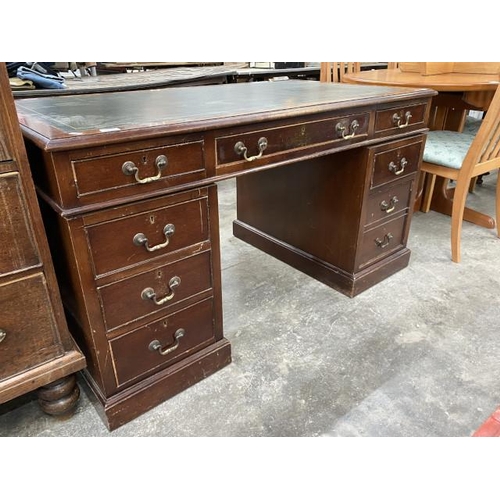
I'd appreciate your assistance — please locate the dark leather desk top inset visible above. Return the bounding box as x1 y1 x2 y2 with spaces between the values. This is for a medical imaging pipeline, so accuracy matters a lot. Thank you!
16 80 434 149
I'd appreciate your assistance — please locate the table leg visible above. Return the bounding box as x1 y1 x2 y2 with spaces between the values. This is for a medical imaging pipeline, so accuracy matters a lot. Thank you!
428 177 495 229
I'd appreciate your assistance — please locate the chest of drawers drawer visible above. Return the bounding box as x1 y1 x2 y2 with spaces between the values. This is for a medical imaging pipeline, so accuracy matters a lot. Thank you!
0 273 64 380
98 250 213 332
215 112 370 173
357 213 409 270
0 142 13 162
84 188 210 278
109 297 216 388
368 136 425 190
0 171 40 276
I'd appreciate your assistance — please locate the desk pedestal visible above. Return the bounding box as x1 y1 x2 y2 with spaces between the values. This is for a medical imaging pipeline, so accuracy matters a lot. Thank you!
234 145 420 297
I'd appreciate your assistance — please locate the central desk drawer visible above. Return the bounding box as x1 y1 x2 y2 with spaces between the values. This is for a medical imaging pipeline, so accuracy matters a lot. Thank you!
85 189 210 277
216 113 370 169
109 297 216 387
98 250 213 331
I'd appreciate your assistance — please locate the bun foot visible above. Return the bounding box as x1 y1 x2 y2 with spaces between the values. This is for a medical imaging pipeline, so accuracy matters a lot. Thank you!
37 375 80 417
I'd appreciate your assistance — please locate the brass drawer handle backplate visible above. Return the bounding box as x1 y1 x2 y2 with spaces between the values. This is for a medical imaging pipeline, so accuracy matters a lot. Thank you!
0 329 6 343
375 233 393 248
336 119 359 140
141 276 181 306
133 223 175 252
388 157 408 176
122 154 168 184
234 137 268 162
149 328 185 356
392 111 412 129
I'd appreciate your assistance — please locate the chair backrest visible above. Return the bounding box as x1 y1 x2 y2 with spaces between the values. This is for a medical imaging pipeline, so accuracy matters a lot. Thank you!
462 84 500 177
387 62 400 69
320 62 360 83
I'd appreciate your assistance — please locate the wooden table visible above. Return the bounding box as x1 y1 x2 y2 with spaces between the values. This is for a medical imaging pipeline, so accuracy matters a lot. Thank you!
343 68 500 228
17 81 435 430
343 68 499 130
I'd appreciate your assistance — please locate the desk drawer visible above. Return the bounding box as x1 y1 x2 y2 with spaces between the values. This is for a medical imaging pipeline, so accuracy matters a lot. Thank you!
358 213 408 270
85 189 210 277
69 139 206 205
216 113 370 169
369 136 424 189
98 250 213 332
0 273 63 380
110 298 215 387
375 103 427 135
364 179 413 227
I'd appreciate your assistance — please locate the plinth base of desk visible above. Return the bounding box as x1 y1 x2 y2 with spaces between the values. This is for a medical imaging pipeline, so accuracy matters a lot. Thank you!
233 220 411 298
82 339 231 431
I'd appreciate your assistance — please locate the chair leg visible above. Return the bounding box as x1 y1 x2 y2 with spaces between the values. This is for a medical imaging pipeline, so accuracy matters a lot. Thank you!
450 177 470 263
421 173 436 213
496 171 500 239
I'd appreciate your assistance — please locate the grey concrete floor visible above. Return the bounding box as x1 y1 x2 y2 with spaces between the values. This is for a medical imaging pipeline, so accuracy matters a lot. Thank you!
1 172 500 437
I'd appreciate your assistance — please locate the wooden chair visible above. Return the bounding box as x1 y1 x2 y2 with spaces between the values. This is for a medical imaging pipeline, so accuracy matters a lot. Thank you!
320 62 360 83
387 62 400 69
420 84 500 262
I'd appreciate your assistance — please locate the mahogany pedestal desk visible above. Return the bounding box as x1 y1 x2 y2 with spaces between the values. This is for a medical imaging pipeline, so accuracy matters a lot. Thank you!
16 81 435 430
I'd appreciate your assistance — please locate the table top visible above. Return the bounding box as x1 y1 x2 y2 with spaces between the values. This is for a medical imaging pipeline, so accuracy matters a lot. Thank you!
342 69 500 92
12 65 321 99
12 66 241 98
16 80 435 151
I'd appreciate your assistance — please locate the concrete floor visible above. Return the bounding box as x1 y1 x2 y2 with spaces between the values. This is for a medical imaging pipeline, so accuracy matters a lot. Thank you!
1 172 500 437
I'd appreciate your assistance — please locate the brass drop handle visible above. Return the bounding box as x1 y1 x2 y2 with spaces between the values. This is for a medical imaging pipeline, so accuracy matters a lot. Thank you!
141 276 181 306
380 196 399 213
336 119 359 139
133 223 175 252
388 157 408 176
122 154 168 184
0 329 6 343
375 233 393 248
149 328 185 356
392 111 412 128
234 137 268 162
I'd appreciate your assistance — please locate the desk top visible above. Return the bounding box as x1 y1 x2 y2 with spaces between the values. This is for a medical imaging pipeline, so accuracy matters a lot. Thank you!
343 69 500 92
17 80 435 151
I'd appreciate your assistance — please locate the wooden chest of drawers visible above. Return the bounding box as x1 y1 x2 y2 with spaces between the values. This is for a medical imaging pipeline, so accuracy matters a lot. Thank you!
0 64 85 416
16 80 435 429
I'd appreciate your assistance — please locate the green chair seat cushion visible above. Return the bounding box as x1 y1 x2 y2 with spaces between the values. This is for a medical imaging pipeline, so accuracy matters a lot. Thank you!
423 130 475 169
